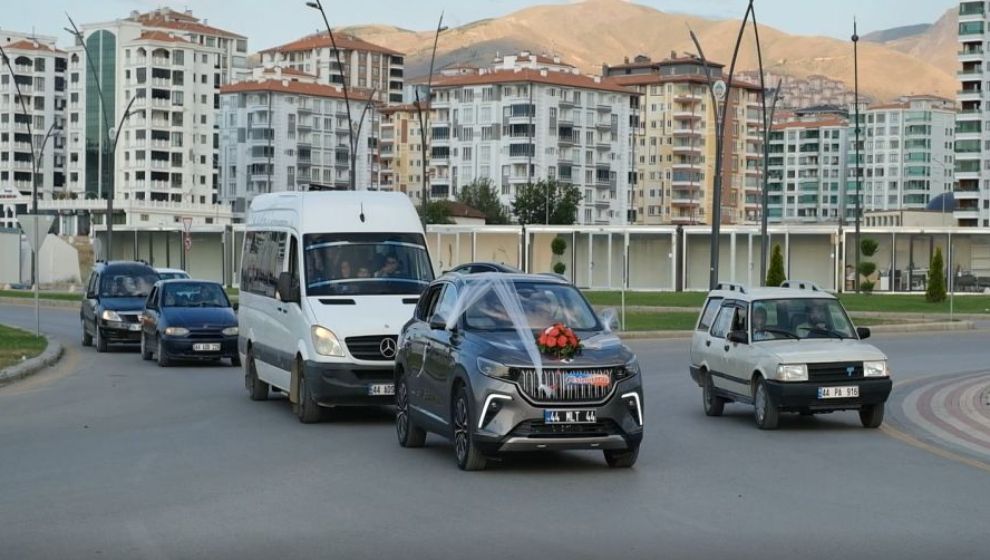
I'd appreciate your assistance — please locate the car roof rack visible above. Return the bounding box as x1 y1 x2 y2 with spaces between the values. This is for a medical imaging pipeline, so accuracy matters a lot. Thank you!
780 280 821 292
714 282 747 294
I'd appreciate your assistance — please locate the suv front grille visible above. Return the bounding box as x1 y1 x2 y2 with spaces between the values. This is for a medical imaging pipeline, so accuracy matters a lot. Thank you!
346 335 397 361
808 362 864 382
118 312 141 324
510 419 621 439
513 367 615 403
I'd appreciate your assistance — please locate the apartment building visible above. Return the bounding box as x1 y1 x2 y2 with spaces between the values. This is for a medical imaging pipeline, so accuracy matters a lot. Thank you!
0 38 67 229
259 33 404 104
767 119 849 223
61 8 246 230
219 67 377 219
378 103 426 196
957 0 989 226
424 65 635 225
859 96 955 214
605 54 764 225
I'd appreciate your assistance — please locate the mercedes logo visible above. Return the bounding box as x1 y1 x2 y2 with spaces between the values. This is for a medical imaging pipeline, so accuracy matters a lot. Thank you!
379 337 397 359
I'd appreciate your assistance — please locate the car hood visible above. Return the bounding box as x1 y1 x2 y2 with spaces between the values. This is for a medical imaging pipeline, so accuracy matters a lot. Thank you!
162 307 237 328
468 330 632 368
306 296 418 337
100 297 147 312
757 339 887 363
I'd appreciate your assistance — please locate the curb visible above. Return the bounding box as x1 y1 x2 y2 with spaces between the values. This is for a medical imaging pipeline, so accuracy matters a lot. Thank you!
0 297 79 309
0 333 64 386
617 321 975 340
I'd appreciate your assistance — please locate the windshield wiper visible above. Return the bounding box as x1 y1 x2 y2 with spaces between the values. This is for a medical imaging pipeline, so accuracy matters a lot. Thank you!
762 328 800 340
804 327 843 339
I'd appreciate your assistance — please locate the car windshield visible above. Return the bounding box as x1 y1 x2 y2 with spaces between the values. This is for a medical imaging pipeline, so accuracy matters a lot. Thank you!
158 272 189 280
100 268 159 298
461 280 600 332
162 282 230 308
303 233 434 296
751 298 856 341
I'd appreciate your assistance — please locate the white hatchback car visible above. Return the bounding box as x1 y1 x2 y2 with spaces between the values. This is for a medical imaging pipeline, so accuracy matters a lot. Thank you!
689 282 892 430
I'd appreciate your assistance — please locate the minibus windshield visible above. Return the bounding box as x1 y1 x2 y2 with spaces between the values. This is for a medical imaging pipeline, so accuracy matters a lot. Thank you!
303 233 434 296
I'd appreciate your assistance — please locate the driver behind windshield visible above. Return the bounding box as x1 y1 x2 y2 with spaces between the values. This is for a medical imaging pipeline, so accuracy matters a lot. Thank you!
752 305 771 341
795 301 829 337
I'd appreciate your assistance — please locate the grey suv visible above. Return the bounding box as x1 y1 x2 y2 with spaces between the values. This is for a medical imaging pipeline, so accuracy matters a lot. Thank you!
394 273 644 470
689 282 892 429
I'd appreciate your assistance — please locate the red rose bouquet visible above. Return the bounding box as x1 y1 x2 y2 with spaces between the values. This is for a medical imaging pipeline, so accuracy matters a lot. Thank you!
536 323 582 359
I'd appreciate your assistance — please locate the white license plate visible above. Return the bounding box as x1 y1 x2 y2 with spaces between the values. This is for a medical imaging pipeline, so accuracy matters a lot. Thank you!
193 343 221 352
128 324 142 331
818 386 860 399
368 383 394 396
544 409 597 424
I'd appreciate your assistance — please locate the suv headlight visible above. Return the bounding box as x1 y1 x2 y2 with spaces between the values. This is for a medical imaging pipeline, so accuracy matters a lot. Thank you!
222 326 239 336
477 357 511 379
164 327 189 337
311 326 344 357
616 356 641 380
863 360 888 378
101 310 122 322
776 364 808 382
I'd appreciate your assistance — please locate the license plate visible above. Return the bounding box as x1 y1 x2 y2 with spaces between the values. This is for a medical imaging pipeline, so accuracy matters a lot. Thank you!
544 409 597 424
193 343 221 352
128 324 142 331
818 386 860 399
368 383 395 396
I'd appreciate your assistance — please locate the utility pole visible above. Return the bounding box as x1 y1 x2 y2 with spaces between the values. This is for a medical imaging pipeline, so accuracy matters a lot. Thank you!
853 18 862 293
414 13 446 205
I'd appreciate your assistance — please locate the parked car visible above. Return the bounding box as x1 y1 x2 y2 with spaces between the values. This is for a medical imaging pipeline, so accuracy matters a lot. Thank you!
238 191 435 423
689 281 892 430
155 267 191 281
81 261 160 352
394 272 644 470
445 262 522 274
139 280 240 367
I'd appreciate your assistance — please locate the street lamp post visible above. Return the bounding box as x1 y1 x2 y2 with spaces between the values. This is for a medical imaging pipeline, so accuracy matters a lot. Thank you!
415 13 447 205
852 19 862 293
759 79 782 285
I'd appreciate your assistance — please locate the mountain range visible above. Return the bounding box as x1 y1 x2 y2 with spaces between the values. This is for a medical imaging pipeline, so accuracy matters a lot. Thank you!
339 0 959 103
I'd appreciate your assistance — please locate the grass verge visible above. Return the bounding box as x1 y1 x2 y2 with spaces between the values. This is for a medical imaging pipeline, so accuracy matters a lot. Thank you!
0 324 47 371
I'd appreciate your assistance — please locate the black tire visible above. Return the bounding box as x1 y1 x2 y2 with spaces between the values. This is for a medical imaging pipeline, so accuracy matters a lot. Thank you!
396 372 426 448
94 325 108 353
81 319 92 347
244 349 269 401
604 445 640 468
229 354 241 367
452 385 486 471
140 333 153 360
702 371 725 417
859 403 885 429
294 363 323 424
753 377 779 430
156 336 171 367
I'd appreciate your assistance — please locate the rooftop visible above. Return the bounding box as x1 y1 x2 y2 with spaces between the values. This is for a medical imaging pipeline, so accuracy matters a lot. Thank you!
137 30 190 44
260 32 402 56
220 79 376 101
772 118 848 131
3 39 64 54
429 68 635 95
129 8 245 40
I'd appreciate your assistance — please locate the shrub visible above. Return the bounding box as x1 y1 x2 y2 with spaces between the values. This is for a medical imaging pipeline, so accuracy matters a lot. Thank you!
766 244 786 287
926 247 946 303
857 261 877 279
553 262 566 275
860 237 879 258
551 237 567 256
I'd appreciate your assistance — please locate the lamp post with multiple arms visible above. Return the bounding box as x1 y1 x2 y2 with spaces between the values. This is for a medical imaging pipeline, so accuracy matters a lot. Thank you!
758 79 782 285
688 0 757 289
414 14 447 206
852 18 862 293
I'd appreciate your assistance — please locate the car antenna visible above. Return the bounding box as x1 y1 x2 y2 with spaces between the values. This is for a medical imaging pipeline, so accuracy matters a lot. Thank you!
360 202 366 223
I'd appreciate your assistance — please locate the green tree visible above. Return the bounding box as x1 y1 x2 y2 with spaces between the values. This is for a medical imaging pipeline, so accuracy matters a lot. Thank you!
457 178 509 224
511 179 581 225
926 247 946 303
551 237 567 275
418 200 453 225
765 244 786 287
859 237 878 294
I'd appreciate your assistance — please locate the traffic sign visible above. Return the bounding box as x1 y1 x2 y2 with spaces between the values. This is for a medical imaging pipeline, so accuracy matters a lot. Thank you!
182 217 193 233
184 234 192 252
17 214 56 254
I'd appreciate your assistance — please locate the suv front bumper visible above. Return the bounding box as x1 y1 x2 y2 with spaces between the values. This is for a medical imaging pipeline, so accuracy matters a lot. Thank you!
470 376 644 455
766 377 892 411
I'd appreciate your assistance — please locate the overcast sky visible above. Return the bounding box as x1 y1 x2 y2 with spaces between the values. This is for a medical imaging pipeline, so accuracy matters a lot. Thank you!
3 0 957 51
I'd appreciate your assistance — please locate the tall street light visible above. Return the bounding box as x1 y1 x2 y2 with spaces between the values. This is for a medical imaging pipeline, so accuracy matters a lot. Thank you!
689 0 753 289
415 13 447 206
852 18 862 293
758 79 782 285
306 0 359 190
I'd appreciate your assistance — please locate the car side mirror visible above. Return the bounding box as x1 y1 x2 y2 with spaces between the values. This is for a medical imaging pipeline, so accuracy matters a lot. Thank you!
728 330 749 344
86 291 96 300
429 316 447 331
277 272 299 304
856 327 871 340
232 301 239 312
599 308 620 332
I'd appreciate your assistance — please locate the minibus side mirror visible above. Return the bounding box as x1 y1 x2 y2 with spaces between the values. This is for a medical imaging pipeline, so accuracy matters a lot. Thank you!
277 272 299 304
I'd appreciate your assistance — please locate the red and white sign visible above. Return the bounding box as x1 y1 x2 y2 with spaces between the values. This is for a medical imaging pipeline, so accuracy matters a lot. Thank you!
183 234 192 252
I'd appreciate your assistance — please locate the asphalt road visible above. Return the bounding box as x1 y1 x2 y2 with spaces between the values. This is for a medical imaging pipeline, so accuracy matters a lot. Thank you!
1 304 988 560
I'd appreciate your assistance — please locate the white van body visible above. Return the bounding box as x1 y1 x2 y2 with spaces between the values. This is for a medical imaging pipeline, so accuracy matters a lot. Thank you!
238 191 434 413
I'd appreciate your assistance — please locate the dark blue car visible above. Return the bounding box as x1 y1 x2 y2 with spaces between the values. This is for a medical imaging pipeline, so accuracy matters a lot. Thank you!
139 280 240 367
81 261 160 352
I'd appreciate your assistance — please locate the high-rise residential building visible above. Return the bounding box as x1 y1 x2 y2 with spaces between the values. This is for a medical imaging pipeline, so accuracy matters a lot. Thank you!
0 38 67 229
378 103 426 196
605 54 764 225
767 118 849 223
259 33 404 104
219 67 377 219
859 96 955 214
956 0 987 226
423 65 635 225
61 8 246 230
